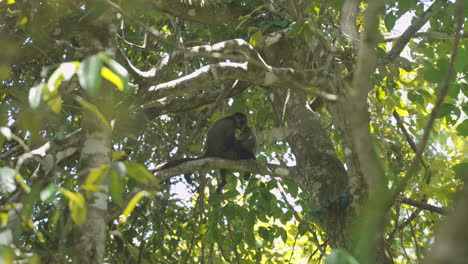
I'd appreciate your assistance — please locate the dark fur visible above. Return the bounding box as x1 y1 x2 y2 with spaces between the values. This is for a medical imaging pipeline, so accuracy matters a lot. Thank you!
154 112 257 192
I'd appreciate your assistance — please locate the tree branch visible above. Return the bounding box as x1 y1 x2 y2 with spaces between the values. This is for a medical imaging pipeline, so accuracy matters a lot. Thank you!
340 0 361 47
397 196 447 215
383 31 468 42
152 158 298 183
380 0 444 65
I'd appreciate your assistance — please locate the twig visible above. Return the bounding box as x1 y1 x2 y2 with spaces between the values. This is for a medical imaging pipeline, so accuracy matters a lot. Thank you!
392 110 428 172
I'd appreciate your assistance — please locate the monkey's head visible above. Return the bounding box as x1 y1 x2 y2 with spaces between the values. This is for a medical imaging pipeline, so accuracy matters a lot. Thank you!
231 112 248 129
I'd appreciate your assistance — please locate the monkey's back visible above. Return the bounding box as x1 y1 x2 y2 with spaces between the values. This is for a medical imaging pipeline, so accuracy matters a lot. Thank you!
204 117 237 156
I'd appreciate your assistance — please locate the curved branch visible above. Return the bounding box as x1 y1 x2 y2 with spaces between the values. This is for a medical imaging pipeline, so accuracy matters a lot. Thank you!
144 59 334 104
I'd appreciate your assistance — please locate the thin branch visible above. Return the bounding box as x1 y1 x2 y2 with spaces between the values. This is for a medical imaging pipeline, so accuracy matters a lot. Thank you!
383 31 468 42
380 0 444 65
397 196 447 215
392 110 428 171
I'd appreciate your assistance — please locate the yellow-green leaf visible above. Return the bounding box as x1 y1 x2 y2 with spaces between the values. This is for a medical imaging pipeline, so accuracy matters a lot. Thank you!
376 86 387 100
249 31 263 47
15 173 30 193
104 58 129 93
121 191 148 223
124 161 157 185
75 96 111 129
395 107 409 117
85 163 110 186
47 66 64 93
109 169 124 205
59 188 87 226
47 95 62 114
101 67 124 91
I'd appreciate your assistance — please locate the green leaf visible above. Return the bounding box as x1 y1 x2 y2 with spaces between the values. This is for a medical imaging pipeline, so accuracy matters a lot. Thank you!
78 54 104 95
285 180 299 198
436 103 455 118
109 169 124 205
40 184 58 204
124 161 157 185
0 167 17 193
384 13 396 31
121 191 148 222
276 226 287 242
258 226 270 240
233 232 244 245
408 91 424 105
423 64 442 83
456 119 468 137
59 188 87 226
28 83 44 109
75 96 111 129
452 163 468 179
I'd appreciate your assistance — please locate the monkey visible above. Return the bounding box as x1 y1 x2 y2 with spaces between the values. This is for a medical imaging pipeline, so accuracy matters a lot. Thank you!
215 125 257 192
154 112 257 192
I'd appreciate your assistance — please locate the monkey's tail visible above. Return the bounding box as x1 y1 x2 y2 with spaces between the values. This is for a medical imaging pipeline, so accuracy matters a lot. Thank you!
153 158 198 172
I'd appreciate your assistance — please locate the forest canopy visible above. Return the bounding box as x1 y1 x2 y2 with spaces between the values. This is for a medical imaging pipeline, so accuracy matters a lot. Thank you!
0 0 467 263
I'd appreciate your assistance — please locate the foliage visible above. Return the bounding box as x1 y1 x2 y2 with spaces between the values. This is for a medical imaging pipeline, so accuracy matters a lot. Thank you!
0 0 466 263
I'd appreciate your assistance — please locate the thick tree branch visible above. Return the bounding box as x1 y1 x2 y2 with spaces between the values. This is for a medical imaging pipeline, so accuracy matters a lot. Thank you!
348 0 387 262
143 61 334 105
380 0 444 65
340 0 361 47
349 0 386 194
152 158 298 183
